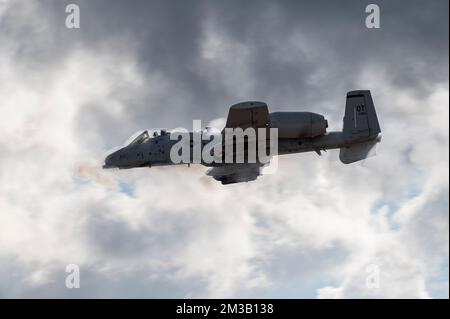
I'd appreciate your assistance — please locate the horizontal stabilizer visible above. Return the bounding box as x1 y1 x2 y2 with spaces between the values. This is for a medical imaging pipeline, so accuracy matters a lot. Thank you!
339 139 378 164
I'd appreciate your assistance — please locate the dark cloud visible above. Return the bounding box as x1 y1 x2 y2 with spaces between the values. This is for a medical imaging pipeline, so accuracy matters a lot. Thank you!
73 0 446 146
3 0 447 133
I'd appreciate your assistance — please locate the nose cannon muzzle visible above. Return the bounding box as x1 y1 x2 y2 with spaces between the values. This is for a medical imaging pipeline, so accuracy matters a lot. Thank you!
103 152 117 169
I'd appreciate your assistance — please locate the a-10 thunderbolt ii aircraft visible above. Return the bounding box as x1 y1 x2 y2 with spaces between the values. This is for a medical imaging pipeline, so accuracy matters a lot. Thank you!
103 90 381 184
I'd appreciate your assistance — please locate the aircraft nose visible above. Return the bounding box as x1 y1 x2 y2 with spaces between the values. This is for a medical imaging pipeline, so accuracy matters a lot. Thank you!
103 151 118 169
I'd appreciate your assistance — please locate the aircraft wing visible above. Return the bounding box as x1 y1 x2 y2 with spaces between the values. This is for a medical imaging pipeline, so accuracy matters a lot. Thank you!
225 101 270 130
212 101 270 184
206 164 263 185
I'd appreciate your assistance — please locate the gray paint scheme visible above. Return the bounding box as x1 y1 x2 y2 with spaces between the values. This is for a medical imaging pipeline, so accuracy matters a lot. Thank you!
103 90 381 184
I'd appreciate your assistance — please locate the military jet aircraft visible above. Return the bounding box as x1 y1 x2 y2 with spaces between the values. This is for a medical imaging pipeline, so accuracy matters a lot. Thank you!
103 90 381 184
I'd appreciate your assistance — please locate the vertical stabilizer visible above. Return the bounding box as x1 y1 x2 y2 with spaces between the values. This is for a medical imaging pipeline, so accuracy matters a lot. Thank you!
340 90 381 164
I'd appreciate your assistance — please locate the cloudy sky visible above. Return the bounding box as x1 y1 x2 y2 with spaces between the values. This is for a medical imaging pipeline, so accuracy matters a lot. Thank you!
0 0 448 298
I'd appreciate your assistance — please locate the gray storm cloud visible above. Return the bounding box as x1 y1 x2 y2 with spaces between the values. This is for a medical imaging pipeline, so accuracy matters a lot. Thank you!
0 0 448 298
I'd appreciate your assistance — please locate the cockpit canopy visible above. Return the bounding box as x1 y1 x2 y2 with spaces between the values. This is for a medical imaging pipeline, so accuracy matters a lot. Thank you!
128 130 150 145
126 129 169 146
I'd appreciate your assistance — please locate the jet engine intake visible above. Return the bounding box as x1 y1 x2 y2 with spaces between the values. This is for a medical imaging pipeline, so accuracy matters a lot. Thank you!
269 112 327 138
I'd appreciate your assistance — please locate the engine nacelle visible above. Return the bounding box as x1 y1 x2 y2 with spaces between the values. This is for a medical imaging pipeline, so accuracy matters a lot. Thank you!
269 112 328 138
